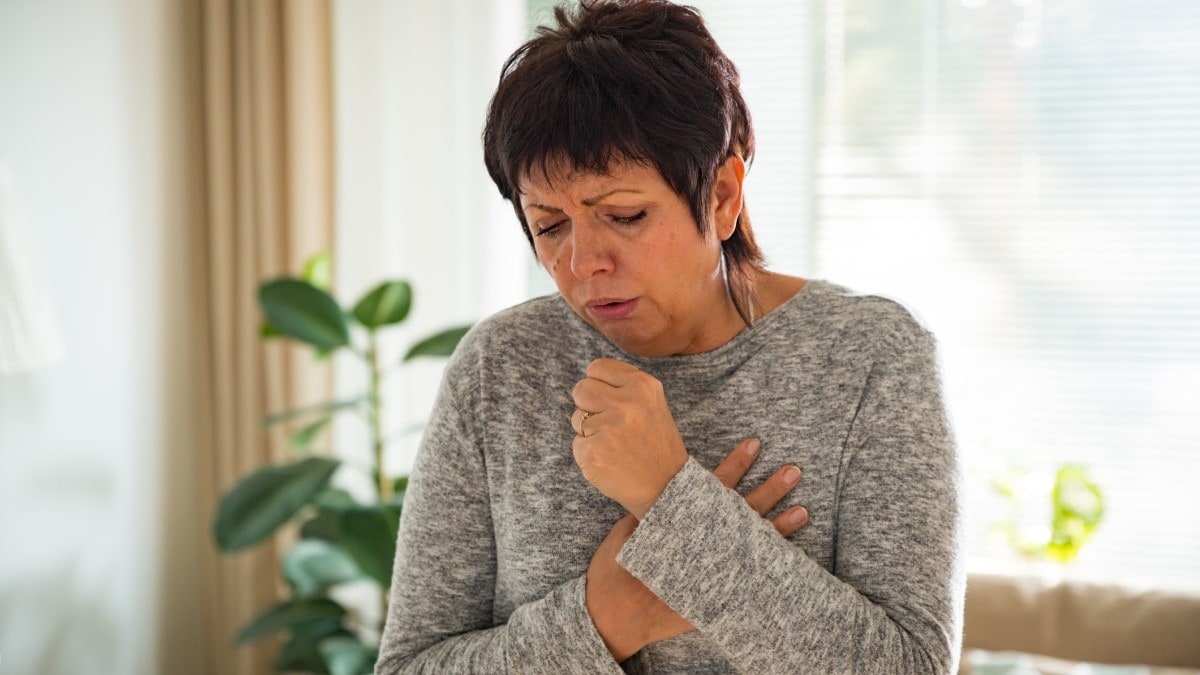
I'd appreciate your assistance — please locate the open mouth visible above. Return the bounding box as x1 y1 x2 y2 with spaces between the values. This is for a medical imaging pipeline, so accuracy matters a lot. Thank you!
585 298 639 320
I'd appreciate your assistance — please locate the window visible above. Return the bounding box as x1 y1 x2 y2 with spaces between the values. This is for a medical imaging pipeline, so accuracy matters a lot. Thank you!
809 0 1200 589
525 0 1200 589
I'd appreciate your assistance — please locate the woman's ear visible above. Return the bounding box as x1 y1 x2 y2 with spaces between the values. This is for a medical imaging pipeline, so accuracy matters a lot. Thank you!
711 155 746 242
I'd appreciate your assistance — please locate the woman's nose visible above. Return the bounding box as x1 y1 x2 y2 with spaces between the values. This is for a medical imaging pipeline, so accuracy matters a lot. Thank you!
568 223 613 280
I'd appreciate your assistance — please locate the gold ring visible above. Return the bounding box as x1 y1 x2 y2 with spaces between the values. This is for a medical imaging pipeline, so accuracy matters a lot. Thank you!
579 410 594 437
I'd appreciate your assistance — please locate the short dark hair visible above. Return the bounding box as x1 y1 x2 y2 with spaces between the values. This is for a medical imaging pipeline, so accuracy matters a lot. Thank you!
482 0 765 322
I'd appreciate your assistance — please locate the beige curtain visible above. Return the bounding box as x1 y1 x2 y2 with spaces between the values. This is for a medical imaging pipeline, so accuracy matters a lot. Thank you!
190 1 335 673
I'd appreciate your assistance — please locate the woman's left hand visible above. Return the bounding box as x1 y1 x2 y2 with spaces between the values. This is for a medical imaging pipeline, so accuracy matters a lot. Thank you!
585 437 810 661
571 358 689 519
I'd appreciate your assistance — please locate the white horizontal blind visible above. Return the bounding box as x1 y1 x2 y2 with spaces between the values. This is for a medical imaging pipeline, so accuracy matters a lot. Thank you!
694 2 813 276
812 0 1200 589
524 0 1200 589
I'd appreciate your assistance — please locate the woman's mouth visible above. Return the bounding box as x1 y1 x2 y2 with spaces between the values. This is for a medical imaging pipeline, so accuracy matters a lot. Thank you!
585 298 639 321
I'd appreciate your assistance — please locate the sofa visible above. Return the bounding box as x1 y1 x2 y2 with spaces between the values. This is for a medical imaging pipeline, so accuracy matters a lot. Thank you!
960 573 1200 674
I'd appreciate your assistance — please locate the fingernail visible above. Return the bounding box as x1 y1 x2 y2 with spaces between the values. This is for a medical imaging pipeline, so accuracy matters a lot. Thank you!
744 439 761 456
783 466 801 484
789 507 808 527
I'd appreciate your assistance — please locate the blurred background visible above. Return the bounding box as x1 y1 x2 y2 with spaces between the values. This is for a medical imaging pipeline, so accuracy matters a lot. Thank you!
0 0 1196 673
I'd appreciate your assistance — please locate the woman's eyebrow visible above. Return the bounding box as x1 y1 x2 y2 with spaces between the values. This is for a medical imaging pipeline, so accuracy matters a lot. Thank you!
526 189 644 213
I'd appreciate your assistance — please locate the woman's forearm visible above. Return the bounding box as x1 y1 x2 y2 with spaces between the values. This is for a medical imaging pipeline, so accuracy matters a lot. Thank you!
377 574 623 674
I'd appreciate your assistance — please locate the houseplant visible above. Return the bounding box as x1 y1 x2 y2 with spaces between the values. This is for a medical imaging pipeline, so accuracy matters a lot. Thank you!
212 253 471 674
992 462 1106 564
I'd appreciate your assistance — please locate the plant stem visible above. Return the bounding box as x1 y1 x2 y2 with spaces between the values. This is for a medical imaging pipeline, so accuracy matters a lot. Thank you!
367 332 390 504
367 331 393 631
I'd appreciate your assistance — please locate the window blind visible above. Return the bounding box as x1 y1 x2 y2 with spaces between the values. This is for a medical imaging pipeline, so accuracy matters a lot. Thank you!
527 0 1200 589
808 0 1200 589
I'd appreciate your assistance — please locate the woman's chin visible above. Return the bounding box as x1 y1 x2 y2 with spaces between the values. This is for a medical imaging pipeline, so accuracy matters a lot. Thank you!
574 305 674 357
598 327 674 359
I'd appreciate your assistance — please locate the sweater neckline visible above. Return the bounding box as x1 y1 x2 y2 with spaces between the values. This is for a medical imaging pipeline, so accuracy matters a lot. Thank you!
555 279 831 382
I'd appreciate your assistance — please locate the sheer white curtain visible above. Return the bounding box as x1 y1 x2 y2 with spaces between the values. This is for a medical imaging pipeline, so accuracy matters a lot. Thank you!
333 0 531 477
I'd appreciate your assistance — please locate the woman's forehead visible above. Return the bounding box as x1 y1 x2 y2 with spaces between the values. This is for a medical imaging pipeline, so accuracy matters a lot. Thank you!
518 157 658 200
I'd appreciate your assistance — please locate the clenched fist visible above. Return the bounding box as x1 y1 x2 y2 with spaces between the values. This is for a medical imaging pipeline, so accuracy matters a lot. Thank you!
571 358 689 519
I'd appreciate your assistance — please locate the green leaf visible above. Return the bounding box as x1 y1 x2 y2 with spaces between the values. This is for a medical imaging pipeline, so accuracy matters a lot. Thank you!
290 417 331 450
990 478 1016 501
1056 465 1105 525
283 539 364 596
388 476 409 508
403 324 472 362
337 506 400 586
236 598 345 644
1046 464 1105 562
263 396 365 428
302 251 333 291
297 489 358 543
315 487 358 511
275 636 328 674
319 636 376 675
275 616 350 673
259 278 350 350
214 457 341 551
291 616 352 643
260 322 284 339
300 511 341 543
351 280 412 329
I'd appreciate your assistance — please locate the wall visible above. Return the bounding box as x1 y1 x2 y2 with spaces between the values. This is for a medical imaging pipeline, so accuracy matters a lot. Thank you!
0 0 204 673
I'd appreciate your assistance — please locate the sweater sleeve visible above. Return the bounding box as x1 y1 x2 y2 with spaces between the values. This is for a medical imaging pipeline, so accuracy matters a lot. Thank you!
615 311 965 674
375 337 623 674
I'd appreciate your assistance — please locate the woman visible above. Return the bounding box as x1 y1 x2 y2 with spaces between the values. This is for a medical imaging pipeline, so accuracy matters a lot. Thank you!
377 1 963 673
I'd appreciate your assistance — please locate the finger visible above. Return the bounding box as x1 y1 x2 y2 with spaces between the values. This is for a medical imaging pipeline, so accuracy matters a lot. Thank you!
711 438 761 489
571 377 613 413
771 506 809 538
571 408 590 432
572 408 602 437
585 358 642 385
744 464 802 516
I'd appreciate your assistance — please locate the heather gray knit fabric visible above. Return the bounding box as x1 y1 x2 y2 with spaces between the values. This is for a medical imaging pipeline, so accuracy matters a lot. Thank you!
376 280 964 674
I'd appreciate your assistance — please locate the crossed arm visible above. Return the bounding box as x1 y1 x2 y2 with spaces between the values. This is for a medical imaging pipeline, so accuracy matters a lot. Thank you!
378 333 962 673
583 436 809 660
572 359 810 661
376 429 810 674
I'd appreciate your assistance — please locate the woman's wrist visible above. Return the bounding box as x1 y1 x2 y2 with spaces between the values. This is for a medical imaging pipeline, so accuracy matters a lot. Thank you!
585 576 645 661
628 454 688 521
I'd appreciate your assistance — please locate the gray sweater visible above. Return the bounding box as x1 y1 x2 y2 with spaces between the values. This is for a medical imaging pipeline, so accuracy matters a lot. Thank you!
377 280 964 674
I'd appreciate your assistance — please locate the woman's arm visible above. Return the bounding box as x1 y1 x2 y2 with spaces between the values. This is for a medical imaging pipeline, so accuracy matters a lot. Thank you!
585 439 811 661
375 338 622 673
376 339 813 672
612 310 964 673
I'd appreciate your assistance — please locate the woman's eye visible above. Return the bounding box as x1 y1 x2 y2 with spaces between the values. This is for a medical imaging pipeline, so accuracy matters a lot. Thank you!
535 221 567 237
610 210 647 225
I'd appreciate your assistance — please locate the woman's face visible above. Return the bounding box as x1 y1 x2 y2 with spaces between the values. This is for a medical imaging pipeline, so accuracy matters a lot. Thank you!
519 158 746 358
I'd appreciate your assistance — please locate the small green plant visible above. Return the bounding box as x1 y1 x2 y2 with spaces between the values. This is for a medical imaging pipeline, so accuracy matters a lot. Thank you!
212 252 471 674
992 462 1105 563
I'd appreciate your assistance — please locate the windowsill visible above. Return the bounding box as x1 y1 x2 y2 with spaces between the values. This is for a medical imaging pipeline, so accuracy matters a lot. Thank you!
965 556 1200 595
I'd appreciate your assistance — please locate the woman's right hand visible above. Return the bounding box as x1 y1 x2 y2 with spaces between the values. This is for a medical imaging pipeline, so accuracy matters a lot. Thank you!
711 438 809 534
585 438 809 661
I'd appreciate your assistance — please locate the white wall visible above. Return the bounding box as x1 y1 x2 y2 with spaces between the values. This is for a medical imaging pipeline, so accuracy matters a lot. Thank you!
0 1 203 674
